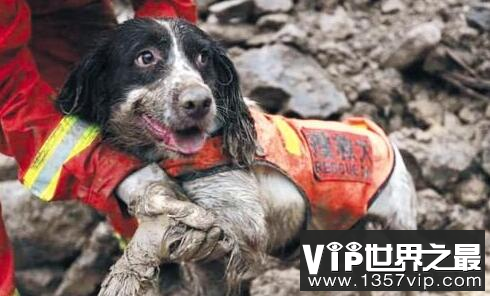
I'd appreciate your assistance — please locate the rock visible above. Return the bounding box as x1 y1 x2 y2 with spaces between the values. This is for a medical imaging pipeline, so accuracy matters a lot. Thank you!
245 87 290 114
408 98 444 128
381 0 405 14
382 22 442 70
246 32 277 47
196 0 218 14
253 0 293 15
234 44 349 118
416 189 451 230
0 155 17 181
481 124 490 176
201 22 256 45
0 181 100 268
391 126 479 190
16 267 64 296
274 23 308 49
112 0 134 23
208 0 253 23
317 8 355 40
447 205 486 230
250 268 300 296
422 46 454 74
455 174 488 207
257 13 290 30
362 69 404 108
466 4 490 32
54 223 120 296
459 104 484 124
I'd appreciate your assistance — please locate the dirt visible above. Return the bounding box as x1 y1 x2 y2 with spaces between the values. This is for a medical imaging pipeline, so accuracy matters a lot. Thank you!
0 0 488 295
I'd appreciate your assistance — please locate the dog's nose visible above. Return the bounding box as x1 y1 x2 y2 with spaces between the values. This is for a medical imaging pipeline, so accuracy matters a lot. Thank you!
179 87 213 119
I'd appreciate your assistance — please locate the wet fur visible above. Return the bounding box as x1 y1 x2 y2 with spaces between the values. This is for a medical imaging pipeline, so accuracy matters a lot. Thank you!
56 18 417 295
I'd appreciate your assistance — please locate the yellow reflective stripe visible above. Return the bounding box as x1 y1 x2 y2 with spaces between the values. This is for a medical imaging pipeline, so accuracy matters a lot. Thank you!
39 169 62 202
113 232 128 250
39 125 100 201
272 117 303 156
12 289 20 296
23 116 100 202
23 116 77 188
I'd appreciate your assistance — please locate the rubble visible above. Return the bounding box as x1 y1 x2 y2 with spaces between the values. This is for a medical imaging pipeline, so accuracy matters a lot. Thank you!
382 22 442 70
391 126 479 191
253 0 292 15
481 123 490 175
16 267 63 296
208 0 253 23
455 174 488 207
407 98 444 128
196 0 217 14
201 22 256 45
0 181 100 268
380 0 405 14
273 23 308 49
54 223 120 296
447 205 486 230
416 189 451 230
256 13 290 30
466 4 490 32
234 44 349 117
0 155 17 181
316 8 355 41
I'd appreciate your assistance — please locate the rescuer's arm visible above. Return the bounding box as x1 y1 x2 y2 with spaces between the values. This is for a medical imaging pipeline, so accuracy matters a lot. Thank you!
132 0 197 22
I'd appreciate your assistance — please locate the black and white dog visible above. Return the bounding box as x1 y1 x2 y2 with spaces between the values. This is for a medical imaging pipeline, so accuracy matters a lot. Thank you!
56 18 417 295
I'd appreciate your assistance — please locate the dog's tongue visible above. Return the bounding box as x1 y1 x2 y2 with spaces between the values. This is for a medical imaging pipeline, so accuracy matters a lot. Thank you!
173 132 206 155
141 115 206 155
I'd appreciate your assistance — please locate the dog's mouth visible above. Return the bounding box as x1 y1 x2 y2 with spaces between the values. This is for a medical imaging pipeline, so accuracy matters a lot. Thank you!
141 114 207 155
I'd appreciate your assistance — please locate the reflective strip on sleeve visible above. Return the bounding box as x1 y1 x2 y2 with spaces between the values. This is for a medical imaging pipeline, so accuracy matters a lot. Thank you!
12 289 20 296
113 232 128 251
23 116 100 202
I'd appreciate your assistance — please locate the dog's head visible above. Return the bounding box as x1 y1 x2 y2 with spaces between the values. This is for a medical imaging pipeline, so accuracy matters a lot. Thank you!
57 18 256 164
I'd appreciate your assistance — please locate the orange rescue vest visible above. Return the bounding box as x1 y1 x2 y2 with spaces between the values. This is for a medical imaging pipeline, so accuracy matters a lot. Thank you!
162 110 395 230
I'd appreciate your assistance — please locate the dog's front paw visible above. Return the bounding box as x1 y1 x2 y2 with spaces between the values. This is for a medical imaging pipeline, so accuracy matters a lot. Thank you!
162 223 232 263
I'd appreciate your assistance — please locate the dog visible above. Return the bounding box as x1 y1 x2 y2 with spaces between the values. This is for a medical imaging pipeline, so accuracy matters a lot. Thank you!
56 18 417 295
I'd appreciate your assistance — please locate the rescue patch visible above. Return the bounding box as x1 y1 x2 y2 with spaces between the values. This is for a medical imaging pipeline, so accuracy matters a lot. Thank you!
302 128 373 183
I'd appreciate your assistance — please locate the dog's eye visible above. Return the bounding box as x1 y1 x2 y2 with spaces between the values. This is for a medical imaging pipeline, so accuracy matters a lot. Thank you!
196 50 209 68
135 50 158 67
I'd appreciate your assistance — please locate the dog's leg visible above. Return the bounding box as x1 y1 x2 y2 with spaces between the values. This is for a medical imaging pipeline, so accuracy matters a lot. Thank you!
363 145 417 296
182 170 270 290
98 215 178 296
253 165 307 251
99 178 224 296
366 145 417 230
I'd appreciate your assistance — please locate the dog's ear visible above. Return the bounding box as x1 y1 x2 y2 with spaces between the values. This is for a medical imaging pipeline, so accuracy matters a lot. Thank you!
56 45 109 125
212 46 257 167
